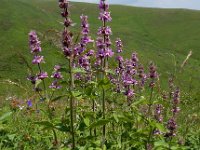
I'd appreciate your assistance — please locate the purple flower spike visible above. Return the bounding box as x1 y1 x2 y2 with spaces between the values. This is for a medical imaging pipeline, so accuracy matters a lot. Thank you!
116 38 123 53
32 55 44 64
38 72 48 80
99 0 109 11
29 31 42 53
80 15 89 29
155 104 163 123
167 118 177 132
116 56 124 62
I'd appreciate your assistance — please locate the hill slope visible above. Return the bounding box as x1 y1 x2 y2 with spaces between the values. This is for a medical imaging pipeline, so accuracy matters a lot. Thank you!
0 0 199 96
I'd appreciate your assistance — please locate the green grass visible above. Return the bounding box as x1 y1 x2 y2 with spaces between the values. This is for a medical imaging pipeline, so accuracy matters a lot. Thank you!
0 0 199 98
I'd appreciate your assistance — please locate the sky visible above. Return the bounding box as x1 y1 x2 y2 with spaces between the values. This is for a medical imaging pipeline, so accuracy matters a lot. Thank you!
70 0 200 10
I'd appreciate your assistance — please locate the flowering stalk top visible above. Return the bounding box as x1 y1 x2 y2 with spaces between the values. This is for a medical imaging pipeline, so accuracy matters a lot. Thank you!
29 31 42 53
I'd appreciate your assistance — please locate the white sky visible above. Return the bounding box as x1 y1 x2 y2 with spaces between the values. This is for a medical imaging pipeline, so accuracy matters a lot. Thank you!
70 0 200 10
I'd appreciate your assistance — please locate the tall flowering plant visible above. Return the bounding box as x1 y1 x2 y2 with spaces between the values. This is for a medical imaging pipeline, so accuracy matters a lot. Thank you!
25 0 184 149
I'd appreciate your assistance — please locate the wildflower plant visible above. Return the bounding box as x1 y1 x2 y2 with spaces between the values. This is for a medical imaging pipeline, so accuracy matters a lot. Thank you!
23 0 187 149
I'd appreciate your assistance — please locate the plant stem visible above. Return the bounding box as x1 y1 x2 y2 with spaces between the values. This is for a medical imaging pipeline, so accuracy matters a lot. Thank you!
148 88 154 119
102 87 106 145
146 87 154 149
69 58 75 149
92 99 97 136
37 63 47 99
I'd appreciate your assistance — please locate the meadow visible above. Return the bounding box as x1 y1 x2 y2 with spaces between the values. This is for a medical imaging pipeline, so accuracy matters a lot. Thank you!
0 0 200 149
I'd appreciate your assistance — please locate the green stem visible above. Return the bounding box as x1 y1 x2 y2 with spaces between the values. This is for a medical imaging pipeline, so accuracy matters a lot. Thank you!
102 87 106 145
37 63 47 99
148 88 154 119
146 87 154 149
69 58 75 149
92 99 97 136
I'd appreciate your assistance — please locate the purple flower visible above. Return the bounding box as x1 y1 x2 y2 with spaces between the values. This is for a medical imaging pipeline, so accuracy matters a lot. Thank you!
81 35 94 45
64 18 72 27
38 72 48 80
138 65 147 87
105 36 112 46
148 63 158 88
63 47 71 57
116 38 123 53
54 65 61 71
99 11 112 22
171 107 180 114
167 118 177 132
51 72 63 79
94 58 101 67
96 37 105 49
104 48 114 57
125 89 135 98
97 26 112 35
149 63 158 79
62 30 73 47
79 14 93 48
131 53 139 67
154 129 162 135
27 75 38 84
32 55 44 64
173 88 180 105
27 100 32 108
59 0 69 9
99 0 109 11
154 104 163 123
78 55 90 70
116 56 124 62
86 50 94 56
49 80 62 89
74 44 85 55
97 48 105 59
29 31 42 53
80 15 89 29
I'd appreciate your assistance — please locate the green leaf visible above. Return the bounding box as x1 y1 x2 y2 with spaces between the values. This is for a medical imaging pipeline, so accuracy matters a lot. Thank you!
60 68 69 73
34 121 55 129
0 112 12 121
51 94 68 102
154 140 169 148
84 117 90 127
7 134 16 141
105 69 115 75
71 91 82 100
113 114 119 123
35 79 42 88
89 119 110 129
55 124 70 133
72 67 86 73
155 123 167 132
98 78 111 88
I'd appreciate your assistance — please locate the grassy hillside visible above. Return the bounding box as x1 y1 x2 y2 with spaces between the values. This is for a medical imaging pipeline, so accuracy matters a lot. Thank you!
0 0 199 97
